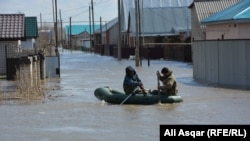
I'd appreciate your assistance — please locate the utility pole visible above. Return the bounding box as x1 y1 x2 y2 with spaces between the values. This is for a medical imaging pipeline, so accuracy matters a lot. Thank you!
135 0 140 67
52 0 55 23
40 13 42 30
91 0 95 49
138 0 142 66
55 0 60 77
105 21 108 45
118 0 122 60
60 9 63 47
54 0 58 54
89 5 92 50
100 16 102 44
69 17 72 49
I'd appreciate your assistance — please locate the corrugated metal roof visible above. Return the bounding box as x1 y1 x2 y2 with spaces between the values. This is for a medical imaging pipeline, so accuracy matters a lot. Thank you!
194 0 241 22
95 17 118 33
65 25 100 35
191 0 240 32
121 0 193 31
0 14 25 40
201 0 250 24
129 7 191 36
25 17 38 38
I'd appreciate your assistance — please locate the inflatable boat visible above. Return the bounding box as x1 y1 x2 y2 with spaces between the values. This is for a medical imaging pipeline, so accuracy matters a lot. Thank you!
94 87 183 105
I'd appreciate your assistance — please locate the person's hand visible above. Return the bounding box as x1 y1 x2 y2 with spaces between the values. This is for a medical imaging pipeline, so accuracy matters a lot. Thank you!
156 71 160 78
138 82 143 87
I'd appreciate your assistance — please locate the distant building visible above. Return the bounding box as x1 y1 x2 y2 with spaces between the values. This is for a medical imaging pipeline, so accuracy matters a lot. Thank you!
38 30 53 45
71 31 90 50
121 0 193 46
128 7 191 47
64 25 100 50
94 0 193 60
95 17 118 45
121 0 193 33
94 17 118 55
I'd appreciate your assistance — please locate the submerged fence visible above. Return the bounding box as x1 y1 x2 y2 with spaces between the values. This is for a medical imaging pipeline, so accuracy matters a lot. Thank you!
96 43 192 62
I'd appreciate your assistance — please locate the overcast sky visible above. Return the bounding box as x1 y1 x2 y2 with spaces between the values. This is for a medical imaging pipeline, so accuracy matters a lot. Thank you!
0 0 118 25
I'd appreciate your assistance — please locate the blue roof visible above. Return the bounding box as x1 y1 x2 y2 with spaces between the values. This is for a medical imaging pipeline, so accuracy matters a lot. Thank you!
201 0 250 24
65 25 100 35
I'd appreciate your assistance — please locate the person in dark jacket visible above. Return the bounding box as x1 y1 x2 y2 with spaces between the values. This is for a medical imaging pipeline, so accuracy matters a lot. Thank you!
123 66 145 95
156 67 178 95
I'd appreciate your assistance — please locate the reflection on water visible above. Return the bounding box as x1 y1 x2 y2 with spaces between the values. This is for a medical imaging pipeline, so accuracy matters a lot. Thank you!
0 50 250 141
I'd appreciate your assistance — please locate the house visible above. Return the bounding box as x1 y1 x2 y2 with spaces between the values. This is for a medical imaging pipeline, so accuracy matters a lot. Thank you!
120 0 193 33
188 0 241 41
93 0 193 60
76 31 91 50
0 14 25 75
113 0 193 60
191 0 250 89
95 17 118 45
201 0 250 40
128 7 191 47
94 17 118 55
64 25 100 50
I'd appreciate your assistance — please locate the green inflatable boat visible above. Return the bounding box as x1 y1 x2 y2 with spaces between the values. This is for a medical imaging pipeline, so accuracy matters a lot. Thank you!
94 87 183 105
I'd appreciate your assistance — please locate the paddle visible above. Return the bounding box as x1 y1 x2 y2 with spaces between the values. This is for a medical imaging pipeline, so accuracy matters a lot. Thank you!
120 87 138 105
157 72 161 103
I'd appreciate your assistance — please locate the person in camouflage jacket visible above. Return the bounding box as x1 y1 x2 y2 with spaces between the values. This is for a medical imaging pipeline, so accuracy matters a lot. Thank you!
156 67 178 95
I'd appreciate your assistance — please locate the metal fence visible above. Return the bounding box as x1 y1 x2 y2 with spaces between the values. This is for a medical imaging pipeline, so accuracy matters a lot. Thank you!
192 40 250 89
97 43 192 62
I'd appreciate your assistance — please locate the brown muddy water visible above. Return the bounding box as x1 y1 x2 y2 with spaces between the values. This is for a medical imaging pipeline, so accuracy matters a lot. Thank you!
0 49 250 141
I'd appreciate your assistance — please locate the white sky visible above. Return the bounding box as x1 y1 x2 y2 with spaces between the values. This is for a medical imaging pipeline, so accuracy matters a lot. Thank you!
0 0 118 25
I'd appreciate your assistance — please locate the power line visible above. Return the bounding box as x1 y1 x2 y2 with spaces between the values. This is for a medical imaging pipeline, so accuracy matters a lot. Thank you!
37 20 109 24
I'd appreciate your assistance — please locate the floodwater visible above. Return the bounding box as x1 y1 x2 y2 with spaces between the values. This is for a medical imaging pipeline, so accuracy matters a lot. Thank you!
0 49 250 141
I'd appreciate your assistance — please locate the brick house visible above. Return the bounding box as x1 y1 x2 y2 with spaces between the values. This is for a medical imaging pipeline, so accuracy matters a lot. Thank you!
0 14 39 80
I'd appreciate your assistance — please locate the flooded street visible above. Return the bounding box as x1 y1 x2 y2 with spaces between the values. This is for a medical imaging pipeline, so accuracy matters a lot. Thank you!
1 49 250 141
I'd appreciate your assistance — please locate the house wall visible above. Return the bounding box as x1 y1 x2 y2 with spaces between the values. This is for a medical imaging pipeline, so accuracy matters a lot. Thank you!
101 29 109 45
103 31 110 45
21 39 34 49
206 23 250 40
108 23 119 45
82 40 90 48
0 41 18 74
0 43 6 74
192 40 250 89
71 36 82 49
71 32 90 50
238 23 250 39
